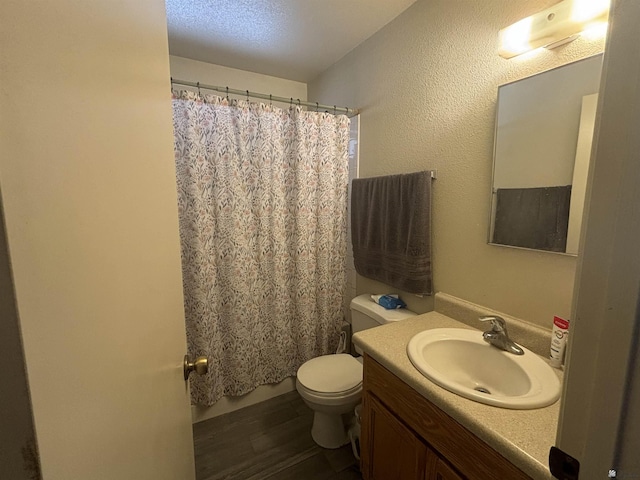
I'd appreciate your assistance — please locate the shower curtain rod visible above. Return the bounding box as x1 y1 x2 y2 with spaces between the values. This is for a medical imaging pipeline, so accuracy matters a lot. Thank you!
170 78 359 117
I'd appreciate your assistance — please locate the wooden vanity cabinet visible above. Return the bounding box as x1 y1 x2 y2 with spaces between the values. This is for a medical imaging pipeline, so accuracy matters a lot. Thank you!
427 454 465 480
366 393 428 479
360 355 532 480
366 391 463 480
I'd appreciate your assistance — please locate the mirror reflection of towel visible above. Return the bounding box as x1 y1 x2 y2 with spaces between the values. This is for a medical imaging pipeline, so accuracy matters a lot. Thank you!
493 186 572 252
351 171 433 295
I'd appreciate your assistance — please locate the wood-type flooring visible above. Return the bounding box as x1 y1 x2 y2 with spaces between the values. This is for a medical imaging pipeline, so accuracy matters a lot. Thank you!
194 390 362 480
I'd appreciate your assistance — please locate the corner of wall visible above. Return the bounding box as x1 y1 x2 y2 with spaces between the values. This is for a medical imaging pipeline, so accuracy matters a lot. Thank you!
0 194 41 480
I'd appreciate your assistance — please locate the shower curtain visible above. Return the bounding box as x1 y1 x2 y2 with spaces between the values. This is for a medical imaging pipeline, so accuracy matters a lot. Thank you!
172 91 350 405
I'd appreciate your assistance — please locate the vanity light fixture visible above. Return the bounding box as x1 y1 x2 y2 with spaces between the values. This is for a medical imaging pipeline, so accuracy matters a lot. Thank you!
499 0 610 59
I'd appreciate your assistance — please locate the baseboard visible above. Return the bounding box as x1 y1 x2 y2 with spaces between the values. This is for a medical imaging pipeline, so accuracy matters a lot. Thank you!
191 376 297 424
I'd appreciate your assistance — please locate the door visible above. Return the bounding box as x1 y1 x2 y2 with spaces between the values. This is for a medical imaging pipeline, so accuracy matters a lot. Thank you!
556 0 640 476
565 93 598 255
0 1 195 479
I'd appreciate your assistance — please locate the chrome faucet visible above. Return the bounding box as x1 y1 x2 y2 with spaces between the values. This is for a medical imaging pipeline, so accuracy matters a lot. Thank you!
479 315 524 355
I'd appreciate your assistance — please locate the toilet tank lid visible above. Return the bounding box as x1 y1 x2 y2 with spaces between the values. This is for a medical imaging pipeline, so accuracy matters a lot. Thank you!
350 294 417 325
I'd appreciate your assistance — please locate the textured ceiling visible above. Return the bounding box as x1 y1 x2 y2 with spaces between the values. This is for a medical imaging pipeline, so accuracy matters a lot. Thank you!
165 0 417 82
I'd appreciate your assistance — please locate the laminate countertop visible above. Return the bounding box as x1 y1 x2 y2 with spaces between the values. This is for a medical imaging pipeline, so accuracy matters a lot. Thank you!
353 311 562 480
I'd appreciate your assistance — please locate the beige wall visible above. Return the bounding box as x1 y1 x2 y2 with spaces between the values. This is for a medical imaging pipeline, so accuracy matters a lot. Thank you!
309 0 606 328
0 202 40 479
170 56 307 109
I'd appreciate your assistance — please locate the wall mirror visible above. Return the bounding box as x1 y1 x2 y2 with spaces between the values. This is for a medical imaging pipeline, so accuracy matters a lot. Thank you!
489 54 603 255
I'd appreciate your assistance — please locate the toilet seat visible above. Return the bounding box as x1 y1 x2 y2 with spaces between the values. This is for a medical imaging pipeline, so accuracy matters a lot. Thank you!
297 354 363 396
298 382 362 399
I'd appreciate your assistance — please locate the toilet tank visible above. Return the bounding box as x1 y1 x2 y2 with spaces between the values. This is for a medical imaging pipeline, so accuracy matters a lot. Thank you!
350 294 416 354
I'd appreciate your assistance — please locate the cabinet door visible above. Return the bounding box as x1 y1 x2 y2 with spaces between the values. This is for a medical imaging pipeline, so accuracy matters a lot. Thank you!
426 447 465 480
432 460 465 480
363 393 427 480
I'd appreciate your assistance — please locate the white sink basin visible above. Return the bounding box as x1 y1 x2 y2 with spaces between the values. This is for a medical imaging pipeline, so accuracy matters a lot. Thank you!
407 328 560 409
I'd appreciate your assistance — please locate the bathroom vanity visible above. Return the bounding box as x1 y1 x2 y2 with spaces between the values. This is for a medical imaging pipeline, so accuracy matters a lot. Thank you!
362 355 531 479
353 296 562 480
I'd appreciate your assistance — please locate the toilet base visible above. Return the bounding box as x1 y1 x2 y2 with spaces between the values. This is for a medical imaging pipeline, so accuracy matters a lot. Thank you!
310 411 350 449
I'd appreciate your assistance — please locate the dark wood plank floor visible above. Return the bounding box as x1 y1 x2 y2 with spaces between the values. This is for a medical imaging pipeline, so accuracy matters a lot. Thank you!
194 390 362 480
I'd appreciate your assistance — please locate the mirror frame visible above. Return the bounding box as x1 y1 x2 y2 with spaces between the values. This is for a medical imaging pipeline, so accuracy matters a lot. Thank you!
488 54 603 256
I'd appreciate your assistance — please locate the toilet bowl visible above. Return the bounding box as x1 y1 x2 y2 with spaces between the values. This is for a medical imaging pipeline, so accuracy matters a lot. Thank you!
296 294 417 449
296 353 363 448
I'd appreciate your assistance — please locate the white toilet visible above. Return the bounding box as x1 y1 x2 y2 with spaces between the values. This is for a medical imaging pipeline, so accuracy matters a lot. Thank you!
296 294 416 448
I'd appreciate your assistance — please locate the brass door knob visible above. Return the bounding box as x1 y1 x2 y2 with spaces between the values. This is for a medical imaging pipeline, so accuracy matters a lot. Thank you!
183 355 208 380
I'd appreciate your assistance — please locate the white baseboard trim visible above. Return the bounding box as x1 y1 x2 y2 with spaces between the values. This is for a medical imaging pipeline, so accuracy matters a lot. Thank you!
191 376 297 424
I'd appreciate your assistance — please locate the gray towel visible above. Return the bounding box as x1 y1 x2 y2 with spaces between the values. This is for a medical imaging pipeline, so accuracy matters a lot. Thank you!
492 186 572 252
351 171 433 295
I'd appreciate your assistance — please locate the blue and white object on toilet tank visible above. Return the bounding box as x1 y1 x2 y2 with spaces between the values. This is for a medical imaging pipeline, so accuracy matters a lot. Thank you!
371 294 407 310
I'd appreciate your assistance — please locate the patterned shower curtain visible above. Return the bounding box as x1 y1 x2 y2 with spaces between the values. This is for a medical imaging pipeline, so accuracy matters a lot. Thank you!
172 91 350 405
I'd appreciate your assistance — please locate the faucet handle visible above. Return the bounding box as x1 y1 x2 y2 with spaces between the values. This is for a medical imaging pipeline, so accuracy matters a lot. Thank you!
479 315 507 333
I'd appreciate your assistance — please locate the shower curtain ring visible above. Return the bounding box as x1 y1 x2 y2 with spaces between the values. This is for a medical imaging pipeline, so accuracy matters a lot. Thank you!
333 105 337 115
269 94 272 106
226 87 229 101
197 82 201 97
316 102 319 112
297 99 301 108
246 90 250 102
